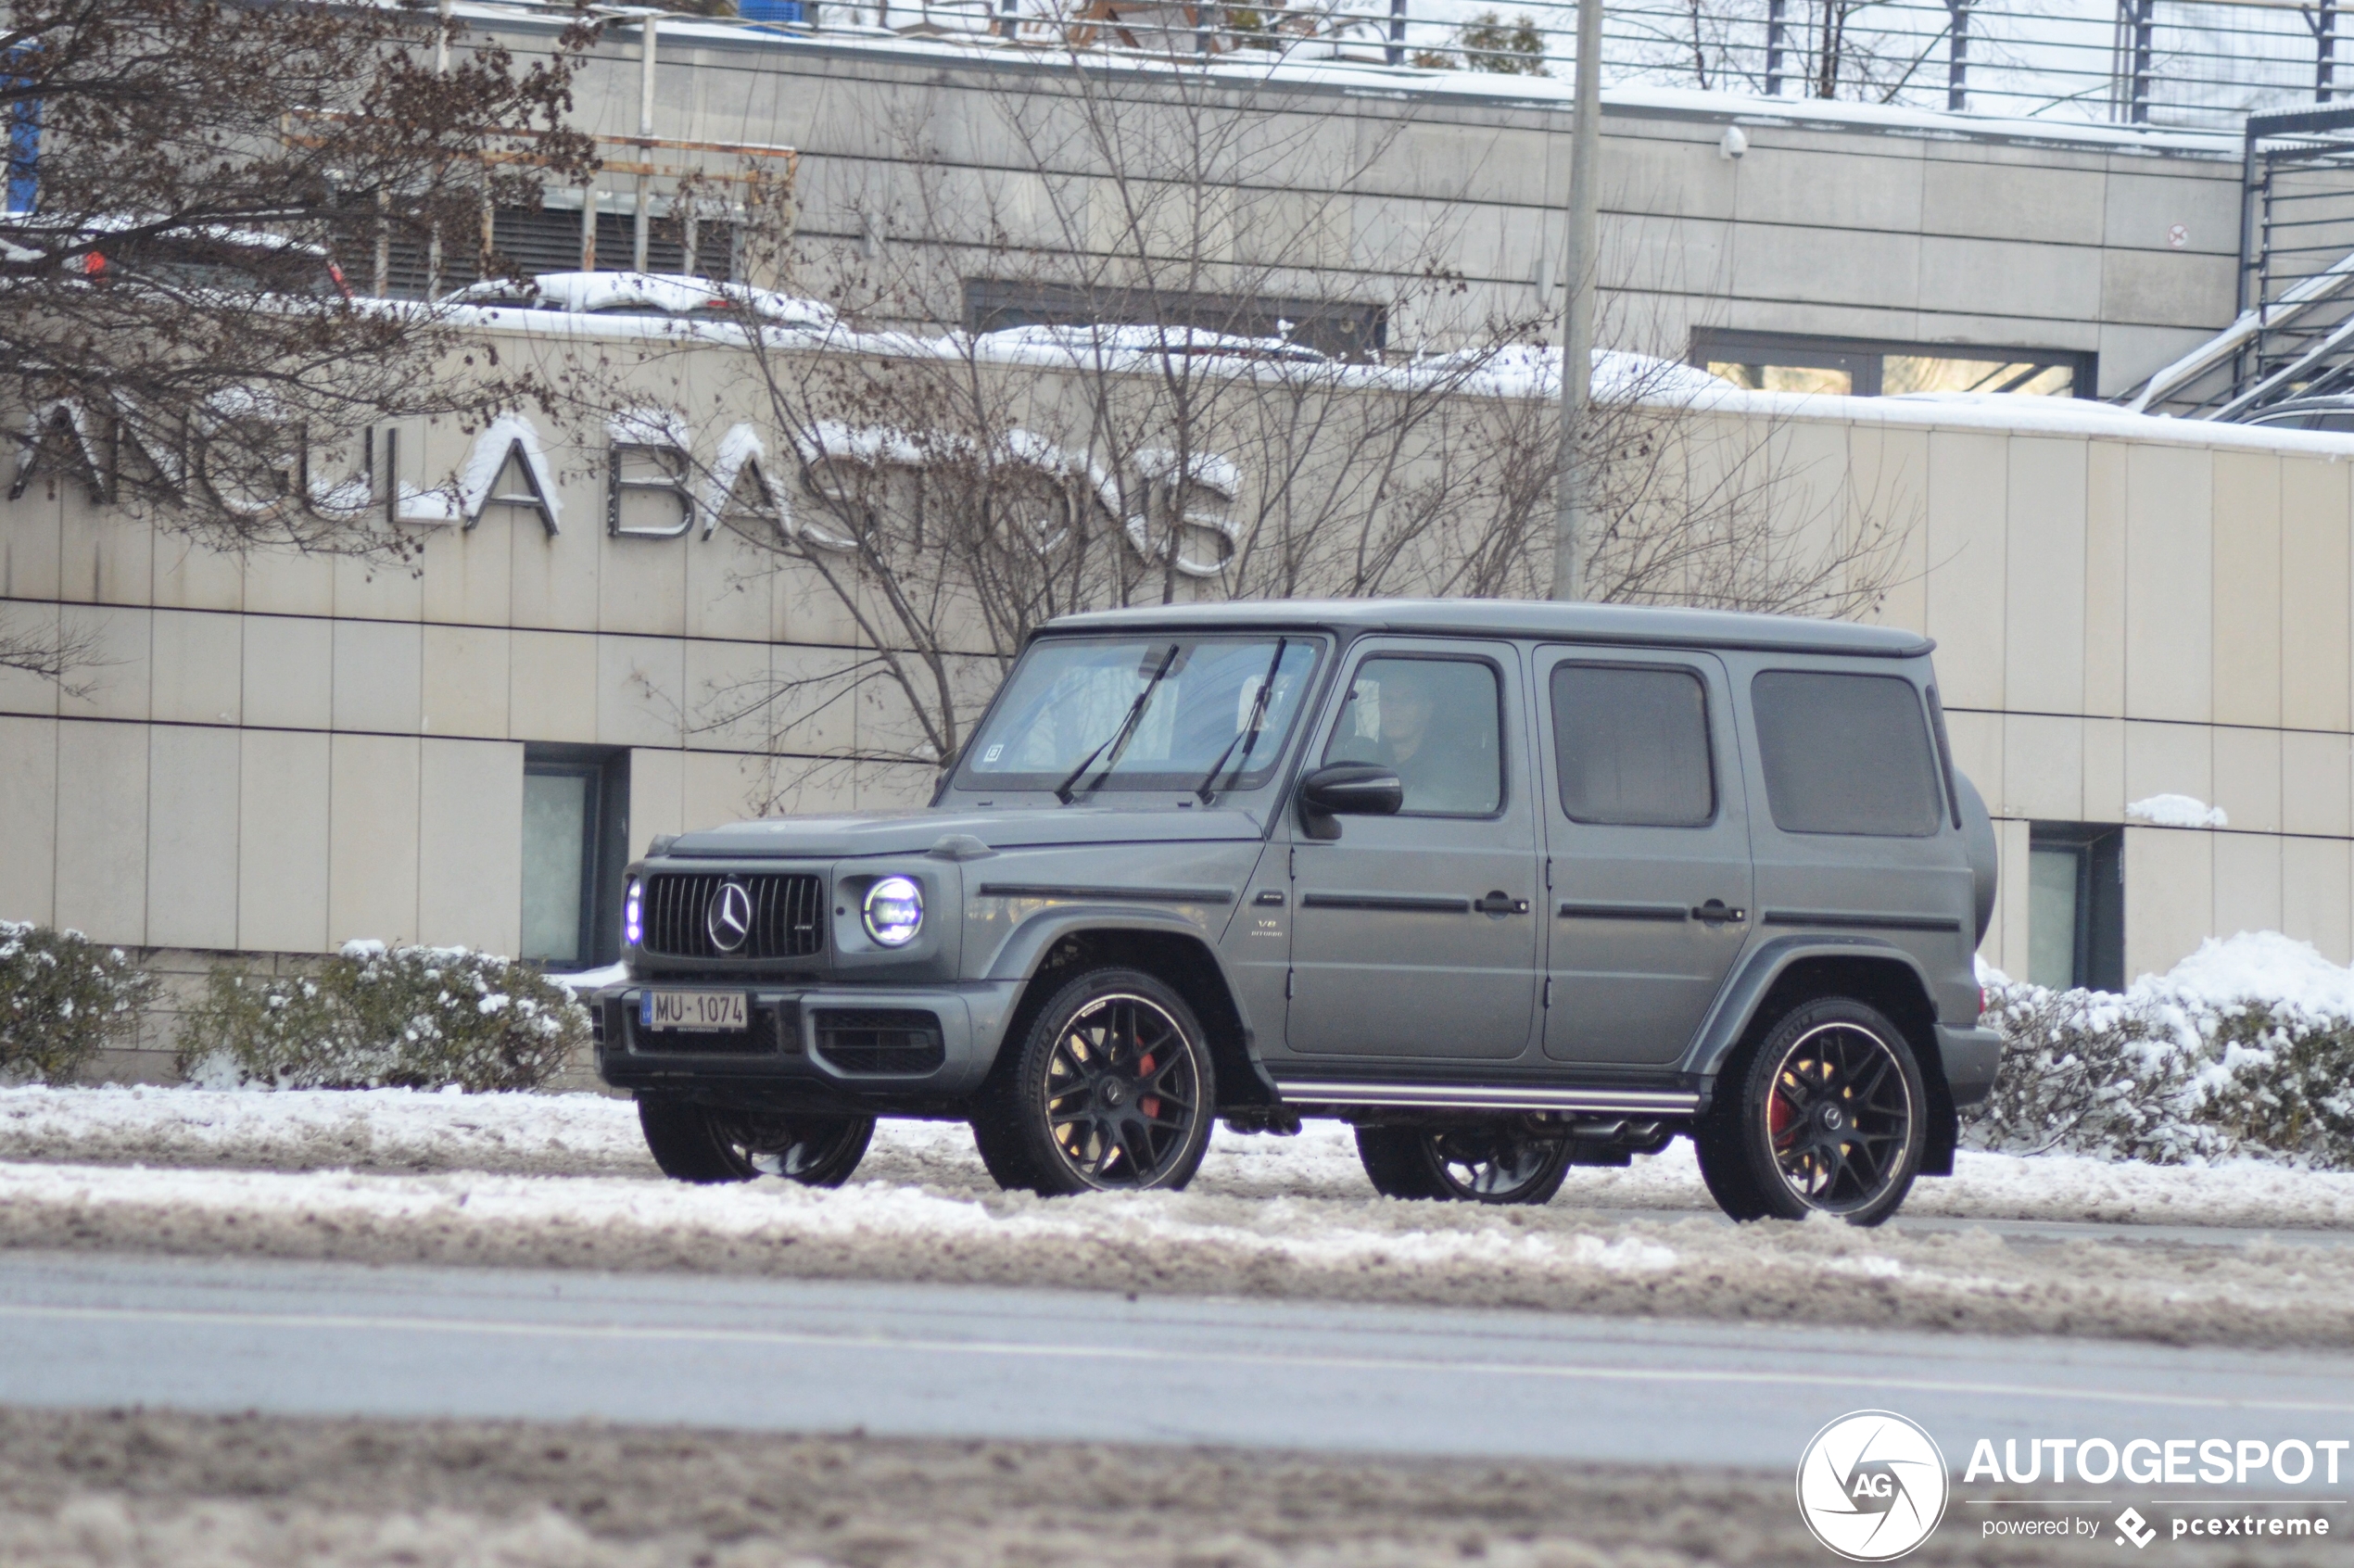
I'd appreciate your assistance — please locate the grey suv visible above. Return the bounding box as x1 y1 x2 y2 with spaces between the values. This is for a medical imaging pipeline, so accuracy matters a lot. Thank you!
595 600 2001 1225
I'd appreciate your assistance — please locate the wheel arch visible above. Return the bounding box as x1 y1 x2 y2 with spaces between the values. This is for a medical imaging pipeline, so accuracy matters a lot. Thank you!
985 913 1279 1109
1692 936 1960 1176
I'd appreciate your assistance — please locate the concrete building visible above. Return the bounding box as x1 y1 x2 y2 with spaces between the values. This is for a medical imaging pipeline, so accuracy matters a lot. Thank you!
5 12 2350 1079
479 7 2259 397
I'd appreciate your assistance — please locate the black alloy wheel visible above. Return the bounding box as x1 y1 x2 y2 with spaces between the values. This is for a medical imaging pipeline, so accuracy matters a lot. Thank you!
638 1098 875 1186
971 967 1215 1195
1694 997 1926 1226
1355 1121 1573 1205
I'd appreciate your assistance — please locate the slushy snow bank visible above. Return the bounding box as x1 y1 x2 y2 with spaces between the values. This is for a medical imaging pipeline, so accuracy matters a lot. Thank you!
1 1153 2350 1347
1969 931 2354 1166
7 1084 2354 1230
4 1086 2352 1345
0 1084 656 1177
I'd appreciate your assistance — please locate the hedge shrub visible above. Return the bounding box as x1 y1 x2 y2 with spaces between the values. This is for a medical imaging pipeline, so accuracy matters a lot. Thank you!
0 922 157 1083
1965 932 2354 1168
177 941 589 1092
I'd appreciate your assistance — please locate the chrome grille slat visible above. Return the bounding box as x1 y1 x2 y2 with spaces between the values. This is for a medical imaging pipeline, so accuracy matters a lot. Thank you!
642 872 827 960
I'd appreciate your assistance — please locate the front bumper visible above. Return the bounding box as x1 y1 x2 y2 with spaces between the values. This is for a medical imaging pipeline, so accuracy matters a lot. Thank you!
592 980 1024 1102
1935 1023 2004 1107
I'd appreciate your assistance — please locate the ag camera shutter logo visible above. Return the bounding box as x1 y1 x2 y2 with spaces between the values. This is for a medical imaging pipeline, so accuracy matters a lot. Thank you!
1796 1410 1951 1561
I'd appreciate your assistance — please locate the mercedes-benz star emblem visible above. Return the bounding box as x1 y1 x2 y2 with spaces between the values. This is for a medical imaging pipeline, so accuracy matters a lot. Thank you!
706 880 754 954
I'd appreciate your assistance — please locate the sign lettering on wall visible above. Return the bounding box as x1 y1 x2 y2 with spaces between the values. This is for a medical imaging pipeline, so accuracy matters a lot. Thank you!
8 399 1243 576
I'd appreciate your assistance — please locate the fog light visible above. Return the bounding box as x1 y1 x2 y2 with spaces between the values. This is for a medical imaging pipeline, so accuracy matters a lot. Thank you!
624 879 643 946
862 876 923 947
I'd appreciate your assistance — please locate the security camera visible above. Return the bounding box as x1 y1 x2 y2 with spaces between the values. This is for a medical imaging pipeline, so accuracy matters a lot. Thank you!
1720 124 1749 160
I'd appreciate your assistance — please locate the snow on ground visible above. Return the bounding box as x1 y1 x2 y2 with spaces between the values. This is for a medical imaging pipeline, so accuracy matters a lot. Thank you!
6 1084 2354 1229
0 1085 658 1178
1 1087 2352 1345
3 1146 2350 1347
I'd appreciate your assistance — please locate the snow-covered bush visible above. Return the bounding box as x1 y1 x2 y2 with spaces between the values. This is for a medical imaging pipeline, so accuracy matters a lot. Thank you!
1967 932 2354 1167
176 942 588 1093
0 922 157 1083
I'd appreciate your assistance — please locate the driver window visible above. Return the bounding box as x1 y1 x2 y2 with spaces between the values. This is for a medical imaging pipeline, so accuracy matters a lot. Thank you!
1323 656 1502 816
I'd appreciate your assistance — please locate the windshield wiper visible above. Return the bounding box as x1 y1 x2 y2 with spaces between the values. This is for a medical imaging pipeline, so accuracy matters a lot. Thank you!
1194 639 1287 803
1054 642 1183 803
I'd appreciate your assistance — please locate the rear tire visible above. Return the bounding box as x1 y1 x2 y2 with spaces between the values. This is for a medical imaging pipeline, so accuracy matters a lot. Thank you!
1355 1122 1572 1205
971 967 1215 1195
638 1098 874 1187
1693 997 1926 1226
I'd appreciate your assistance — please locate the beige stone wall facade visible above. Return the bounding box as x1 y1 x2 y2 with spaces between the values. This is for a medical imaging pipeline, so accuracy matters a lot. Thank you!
6 330 2352 1078
483 15 2261 396
1670 404 2354 980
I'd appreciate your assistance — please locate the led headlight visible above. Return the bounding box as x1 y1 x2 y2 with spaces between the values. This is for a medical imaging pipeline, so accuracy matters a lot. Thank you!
623 879 643 947
862 876 924 947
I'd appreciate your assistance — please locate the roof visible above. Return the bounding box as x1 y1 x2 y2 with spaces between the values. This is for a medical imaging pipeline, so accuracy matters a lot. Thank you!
1041 599 1933 658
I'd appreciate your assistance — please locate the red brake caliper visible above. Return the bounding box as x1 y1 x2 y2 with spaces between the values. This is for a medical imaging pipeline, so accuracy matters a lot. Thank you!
1767 1083 1796 1149
1137 1053 1158 1119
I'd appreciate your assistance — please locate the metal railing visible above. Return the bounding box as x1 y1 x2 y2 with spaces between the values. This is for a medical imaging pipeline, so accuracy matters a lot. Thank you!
713 0 2354 132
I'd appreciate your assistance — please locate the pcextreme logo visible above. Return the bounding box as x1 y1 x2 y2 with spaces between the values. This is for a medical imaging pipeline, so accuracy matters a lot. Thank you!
1797 1410 1952 1562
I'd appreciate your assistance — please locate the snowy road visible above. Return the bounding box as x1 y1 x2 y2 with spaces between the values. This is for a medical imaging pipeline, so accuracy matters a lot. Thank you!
4 1088 2354 1347
5 1248 2354 1469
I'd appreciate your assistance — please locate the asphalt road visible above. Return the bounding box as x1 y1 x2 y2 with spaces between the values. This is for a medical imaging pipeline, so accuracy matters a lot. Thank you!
3 1248 2352 1479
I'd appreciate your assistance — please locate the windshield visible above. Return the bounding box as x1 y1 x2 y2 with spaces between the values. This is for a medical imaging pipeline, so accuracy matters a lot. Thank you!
956 635 1324 795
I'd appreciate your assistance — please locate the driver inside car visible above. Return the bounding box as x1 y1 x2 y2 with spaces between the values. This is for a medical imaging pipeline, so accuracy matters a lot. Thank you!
1331 659 1499 815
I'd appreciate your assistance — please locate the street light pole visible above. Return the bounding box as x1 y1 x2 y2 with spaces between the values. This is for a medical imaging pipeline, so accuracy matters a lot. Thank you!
1550 0 1605 601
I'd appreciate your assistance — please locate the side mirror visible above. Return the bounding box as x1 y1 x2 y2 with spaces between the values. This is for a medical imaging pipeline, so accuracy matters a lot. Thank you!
1297 762 1403 840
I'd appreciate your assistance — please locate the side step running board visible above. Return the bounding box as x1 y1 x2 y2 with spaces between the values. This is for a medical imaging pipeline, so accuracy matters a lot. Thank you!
1273 1081 1700 1116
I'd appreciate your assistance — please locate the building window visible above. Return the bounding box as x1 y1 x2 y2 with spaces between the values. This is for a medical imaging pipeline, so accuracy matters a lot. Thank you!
521 745 631 971
348 203 736 300
2027 823 2124 993
1690 329 2094 398
964 278 1386 360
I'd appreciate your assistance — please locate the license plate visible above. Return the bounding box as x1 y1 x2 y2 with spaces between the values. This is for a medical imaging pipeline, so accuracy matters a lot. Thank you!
639 990 749 1032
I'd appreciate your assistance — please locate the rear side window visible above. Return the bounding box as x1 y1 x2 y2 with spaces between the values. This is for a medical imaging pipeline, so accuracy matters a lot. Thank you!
1550 664 1715 827
1751 670 1943 837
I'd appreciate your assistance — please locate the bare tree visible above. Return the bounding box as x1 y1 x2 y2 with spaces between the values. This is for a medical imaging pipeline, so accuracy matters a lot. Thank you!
1616 0 1984 107
0 0 595 677
544 44 1907 809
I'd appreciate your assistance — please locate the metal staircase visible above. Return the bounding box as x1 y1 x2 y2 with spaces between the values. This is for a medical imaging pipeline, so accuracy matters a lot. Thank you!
2129 106 2354 422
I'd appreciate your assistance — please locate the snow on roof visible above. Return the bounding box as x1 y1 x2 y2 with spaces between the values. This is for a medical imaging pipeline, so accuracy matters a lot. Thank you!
983 322 1324 361
447 271 836 328
429 268 2354 459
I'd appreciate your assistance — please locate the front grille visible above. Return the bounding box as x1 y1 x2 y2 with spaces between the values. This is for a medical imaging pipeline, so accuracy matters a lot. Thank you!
813 1008 945 1075
627 1003 791 1056
643 873 826 960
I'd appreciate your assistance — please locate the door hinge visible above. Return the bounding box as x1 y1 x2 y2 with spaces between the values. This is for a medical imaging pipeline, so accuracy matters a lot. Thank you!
1285 967 1295 1000
1542 976 1551 1009
1544 856 1553 891
1287 845 1297 879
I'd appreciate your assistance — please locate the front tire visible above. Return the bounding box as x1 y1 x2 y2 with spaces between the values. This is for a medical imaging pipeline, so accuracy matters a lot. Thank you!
971 967 1215 1195
638 1099 874 1186
1356 1122 1572 1205
1694 998 1926 1226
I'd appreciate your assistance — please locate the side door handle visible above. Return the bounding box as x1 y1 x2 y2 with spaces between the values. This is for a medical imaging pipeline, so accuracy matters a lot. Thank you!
1474 891 1531 916
1692 899 1747 926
